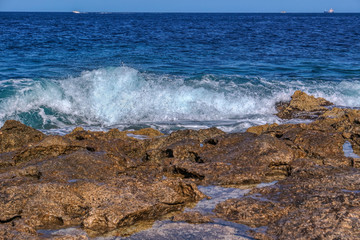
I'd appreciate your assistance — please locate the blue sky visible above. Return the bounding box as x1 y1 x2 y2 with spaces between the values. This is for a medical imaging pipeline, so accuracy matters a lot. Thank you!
0 0 359 12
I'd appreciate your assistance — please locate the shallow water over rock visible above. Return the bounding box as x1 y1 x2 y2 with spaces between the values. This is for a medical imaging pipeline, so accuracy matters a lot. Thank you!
37 185 267 240
343 141 360 158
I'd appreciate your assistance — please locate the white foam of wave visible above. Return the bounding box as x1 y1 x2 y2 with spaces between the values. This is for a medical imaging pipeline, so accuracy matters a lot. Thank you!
1 66 360 132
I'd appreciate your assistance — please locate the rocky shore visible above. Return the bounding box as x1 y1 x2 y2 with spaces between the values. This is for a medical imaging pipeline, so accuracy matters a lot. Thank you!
1 91 360 239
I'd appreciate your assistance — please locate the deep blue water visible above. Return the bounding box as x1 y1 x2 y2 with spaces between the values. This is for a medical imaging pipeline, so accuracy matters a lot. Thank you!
0 12 360 133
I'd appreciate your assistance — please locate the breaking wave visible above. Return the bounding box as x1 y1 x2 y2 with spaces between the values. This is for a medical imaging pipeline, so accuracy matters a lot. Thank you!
1 66 360 133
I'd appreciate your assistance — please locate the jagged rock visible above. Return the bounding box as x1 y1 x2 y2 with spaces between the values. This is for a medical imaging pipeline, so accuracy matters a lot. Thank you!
34 150 125 182
12 136 84 165
66 127 127 141
246 123 278 135
141 128 225 170
311 107 360 133
310 108 360 156
80 179 205 235
0 120 45 153
252 122 351 168
145 127 225 151
214 197 290 228
0 218 38 240
280 129 347 165
276 90 333 119
166 133 294 185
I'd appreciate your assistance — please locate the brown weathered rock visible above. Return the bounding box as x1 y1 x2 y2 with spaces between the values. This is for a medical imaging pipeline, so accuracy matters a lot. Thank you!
0 177 205 237
66 127 127 141
214 197 290 228
308 107 360 157
246 123 278 135
0 218 38 240
254 120 351 168
12 136 84 165
35 150 125 182
290 90 333 111
145 127 225 151
0 120 45 153
166 132 294 185
281 129 347 165
79 179 205 234
276 90 333 119
311 107 360 133
141 127 226 171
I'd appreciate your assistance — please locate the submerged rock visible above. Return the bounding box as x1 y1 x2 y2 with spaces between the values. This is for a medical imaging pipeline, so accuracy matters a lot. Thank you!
171 211 214 224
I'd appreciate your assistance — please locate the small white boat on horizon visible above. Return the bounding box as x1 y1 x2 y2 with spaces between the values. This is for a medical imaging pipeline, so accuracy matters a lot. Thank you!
324 8 334 14
72 11 80 14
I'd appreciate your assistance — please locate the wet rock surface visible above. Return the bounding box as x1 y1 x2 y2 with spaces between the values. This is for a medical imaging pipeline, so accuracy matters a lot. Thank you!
1 91 360 239
276 90 333 119
171 211 214 224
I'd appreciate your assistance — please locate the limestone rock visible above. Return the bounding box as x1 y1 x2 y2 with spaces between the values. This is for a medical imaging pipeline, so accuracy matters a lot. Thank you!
12 136 84 165
276 90 333 119
214 197 290 228
0 120 45 153
246 123 278 135
166 132 294 185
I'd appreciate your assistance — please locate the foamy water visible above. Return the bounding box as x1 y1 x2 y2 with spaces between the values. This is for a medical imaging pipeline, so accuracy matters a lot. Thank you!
1 66 360 133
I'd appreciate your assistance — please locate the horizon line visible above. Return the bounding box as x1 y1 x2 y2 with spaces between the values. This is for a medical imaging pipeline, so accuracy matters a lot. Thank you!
1 11 359 14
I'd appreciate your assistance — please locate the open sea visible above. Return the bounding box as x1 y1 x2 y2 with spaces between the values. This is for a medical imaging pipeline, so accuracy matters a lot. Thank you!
0 12 360 134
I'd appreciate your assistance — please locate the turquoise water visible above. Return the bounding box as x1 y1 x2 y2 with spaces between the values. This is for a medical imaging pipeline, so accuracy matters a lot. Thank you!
1 13 360 133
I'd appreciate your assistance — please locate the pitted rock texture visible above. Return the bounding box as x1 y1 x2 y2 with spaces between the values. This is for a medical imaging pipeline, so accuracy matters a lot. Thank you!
0 120 45 153
276 90 333 119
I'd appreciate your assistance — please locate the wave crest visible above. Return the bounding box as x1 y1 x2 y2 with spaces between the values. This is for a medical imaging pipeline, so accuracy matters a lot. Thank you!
1 66 360 132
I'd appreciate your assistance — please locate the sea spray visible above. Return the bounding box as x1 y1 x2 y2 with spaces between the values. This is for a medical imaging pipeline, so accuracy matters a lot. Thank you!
1 66 360 133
